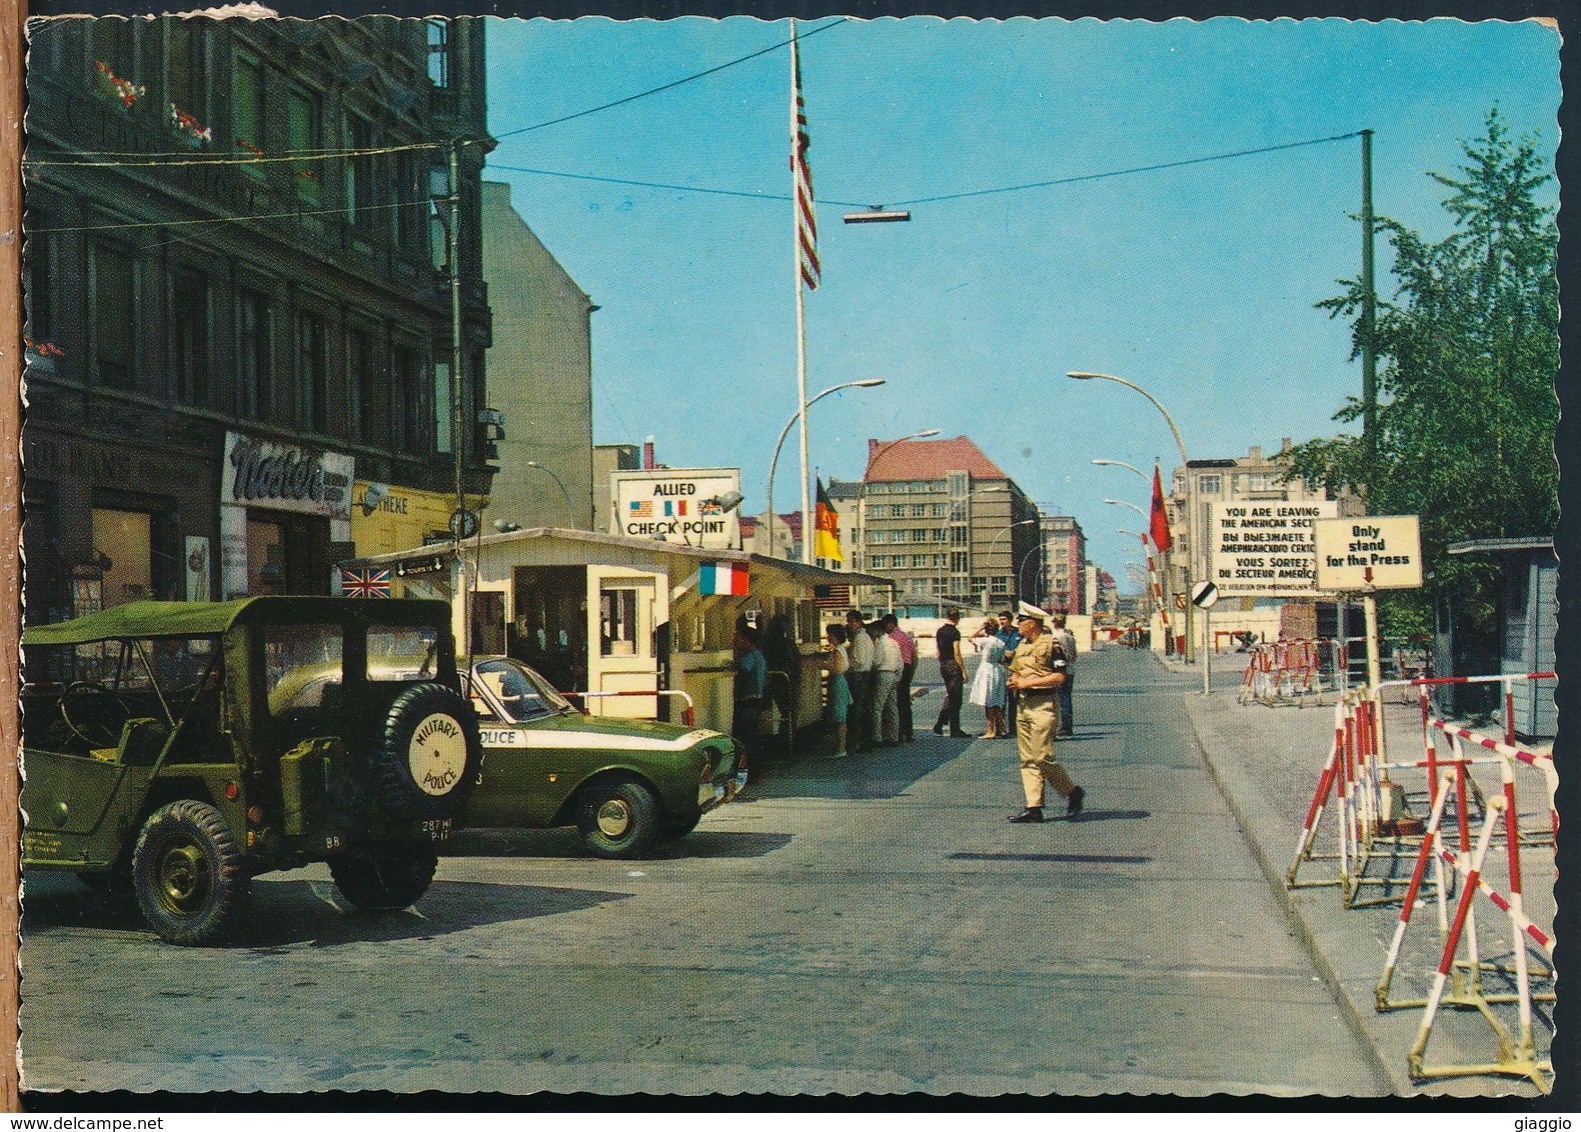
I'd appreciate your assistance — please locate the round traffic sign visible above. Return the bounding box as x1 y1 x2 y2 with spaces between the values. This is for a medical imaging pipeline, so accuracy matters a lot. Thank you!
1191 581 1220 609
449 508 480 540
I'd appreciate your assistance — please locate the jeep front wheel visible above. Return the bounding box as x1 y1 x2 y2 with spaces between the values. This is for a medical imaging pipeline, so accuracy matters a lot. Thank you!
329 848 439 910
131 800 248 946
370 683 483 820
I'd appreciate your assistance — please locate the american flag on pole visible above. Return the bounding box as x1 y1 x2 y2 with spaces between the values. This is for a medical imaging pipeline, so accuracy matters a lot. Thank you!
340 566 392 598
791 21 819 290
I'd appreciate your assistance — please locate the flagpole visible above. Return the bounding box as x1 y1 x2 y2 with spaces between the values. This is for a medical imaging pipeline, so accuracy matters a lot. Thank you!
792 19 813 565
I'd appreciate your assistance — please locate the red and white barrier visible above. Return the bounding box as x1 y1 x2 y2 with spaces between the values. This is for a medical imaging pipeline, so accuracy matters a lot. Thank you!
1239 638 1343 706
568 688 696 727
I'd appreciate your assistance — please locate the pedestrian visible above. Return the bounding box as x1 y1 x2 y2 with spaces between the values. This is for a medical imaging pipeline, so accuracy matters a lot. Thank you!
732 624 767 756
932 607 969 738
968 618 1009 739
1052 611 1077 737
883 612 917 741
761 613 802 752
869 619 903 746
1005 610 1083 823
996 610 1021 733
818 622 852 759
844 609 875 752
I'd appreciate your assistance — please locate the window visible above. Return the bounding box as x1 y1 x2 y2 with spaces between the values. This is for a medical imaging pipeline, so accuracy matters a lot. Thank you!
434 360 453 453
345 114 374 230
394 345 427 450
931 528 947 542
931 503 946 518
911 504 927 518
288 87 321 201
912 528 928 543
233 58 264 175
912 555 928 568
93 507 153 607
263 624 343 716
991 577 1009 594
950 526 968 547
168 22 206 127
950 552 968 573
1198 474 1223 495
90 243 134 388
867 529 886 544
296 311 327 433
347 328 374 444
171 268 208 405
426 19 450 89
236 289 270 418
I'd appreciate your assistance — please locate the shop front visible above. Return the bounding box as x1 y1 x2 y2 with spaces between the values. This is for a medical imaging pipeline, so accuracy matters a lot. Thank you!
219 431 355 599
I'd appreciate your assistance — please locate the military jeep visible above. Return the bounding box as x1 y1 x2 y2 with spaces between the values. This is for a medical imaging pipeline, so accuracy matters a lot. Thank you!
21 597 484 945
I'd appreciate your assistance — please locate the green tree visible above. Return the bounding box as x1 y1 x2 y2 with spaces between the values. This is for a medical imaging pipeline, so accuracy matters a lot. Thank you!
1286 108 1558 638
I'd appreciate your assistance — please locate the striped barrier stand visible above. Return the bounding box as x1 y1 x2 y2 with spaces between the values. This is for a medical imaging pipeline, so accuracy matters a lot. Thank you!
568 688 697 727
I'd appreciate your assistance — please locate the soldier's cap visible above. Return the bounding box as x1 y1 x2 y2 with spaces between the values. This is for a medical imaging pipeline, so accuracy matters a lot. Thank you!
1015 611 1045 626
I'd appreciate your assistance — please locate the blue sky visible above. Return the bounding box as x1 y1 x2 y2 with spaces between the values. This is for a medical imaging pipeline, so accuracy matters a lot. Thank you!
482 16 1561 591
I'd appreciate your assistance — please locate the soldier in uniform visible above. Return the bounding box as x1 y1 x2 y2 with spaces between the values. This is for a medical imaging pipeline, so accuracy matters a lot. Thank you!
1005 611 1084 823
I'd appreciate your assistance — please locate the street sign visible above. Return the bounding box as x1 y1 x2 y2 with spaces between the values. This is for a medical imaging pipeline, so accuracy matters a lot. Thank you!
448 508 479 540
611 468 741 550
1210 501 1337 597
1313 515 1423 591
1191 580 1220 608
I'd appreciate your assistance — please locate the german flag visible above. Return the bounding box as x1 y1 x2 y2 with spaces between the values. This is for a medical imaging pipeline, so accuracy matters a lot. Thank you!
815 478 843 563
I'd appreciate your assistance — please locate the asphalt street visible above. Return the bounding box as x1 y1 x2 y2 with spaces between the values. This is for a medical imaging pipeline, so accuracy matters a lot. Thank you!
20 645 1383 1096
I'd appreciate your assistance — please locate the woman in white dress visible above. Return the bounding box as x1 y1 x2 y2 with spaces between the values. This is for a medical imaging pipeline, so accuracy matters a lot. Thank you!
968 619 1009 738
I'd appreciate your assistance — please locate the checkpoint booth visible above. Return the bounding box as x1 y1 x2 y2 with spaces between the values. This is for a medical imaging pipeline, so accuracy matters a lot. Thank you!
338 527 889 744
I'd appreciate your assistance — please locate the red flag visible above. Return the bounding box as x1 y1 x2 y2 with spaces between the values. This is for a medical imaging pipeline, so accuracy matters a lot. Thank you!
1150 465 1173 552
791 22 819 290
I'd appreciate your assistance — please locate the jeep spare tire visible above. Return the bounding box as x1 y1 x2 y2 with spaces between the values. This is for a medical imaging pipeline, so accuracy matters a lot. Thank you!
371 682 482 820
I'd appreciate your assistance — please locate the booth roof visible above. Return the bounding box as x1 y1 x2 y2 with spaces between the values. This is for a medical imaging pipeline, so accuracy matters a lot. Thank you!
346 526 893 588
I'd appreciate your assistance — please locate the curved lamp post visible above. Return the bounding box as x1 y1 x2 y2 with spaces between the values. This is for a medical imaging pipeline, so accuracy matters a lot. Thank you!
1092 457 1150 483
525 461 575 526
765 379 886 559
982 518 1037 613
1067 370 1197 674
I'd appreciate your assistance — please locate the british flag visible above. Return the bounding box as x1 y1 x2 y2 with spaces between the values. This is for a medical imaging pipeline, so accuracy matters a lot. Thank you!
340 566 392 598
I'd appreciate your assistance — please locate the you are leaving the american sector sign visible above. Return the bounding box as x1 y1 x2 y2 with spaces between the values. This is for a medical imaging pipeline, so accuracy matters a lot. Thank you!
1313 515 1423 592
1210 501 1338 598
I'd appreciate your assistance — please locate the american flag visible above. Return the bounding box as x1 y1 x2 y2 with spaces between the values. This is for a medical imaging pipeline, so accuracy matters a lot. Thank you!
629 500 653 519
791 22 819 291
340 566 392 599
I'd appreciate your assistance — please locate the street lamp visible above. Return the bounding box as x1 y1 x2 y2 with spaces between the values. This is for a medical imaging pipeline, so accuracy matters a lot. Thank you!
1066 370 1198 676
1104 498 1147 520
765 379 886 560
983 518 1037 613
525 461 575 526
1092 457 1150 483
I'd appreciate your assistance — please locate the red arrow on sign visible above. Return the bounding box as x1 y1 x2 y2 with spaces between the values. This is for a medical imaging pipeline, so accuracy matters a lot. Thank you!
1364 566 1374 584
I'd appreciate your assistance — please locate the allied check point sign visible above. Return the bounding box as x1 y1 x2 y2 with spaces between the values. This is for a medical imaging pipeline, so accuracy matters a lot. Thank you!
1313 515 1423 591
1211 501 1338 597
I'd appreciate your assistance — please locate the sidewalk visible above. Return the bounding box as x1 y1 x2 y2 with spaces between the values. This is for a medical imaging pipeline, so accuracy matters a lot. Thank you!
1178 656 1556 1098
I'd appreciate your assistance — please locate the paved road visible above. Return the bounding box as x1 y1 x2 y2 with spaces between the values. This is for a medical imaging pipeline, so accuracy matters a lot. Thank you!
20 646 1384 1096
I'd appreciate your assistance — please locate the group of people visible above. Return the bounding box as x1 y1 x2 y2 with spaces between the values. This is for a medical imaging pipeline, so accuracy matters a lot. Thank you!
818 610 919 759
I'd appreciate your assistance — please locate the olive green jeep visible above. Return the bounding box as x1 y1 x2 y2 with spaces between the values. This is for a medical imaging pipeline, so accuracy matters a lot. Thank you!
22 597 483 945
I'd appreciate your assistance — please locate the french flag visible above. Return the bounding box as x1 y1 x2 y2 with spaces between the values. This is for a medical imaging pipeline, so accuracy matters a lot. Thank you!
698 561 749 595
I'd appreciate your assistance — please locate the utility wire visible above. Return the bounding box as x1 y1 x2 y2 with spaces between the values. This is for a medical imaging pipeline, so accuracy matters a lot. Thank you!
490 17 850 142
887 131 1363 206
486 162 870 209
27 140 444 169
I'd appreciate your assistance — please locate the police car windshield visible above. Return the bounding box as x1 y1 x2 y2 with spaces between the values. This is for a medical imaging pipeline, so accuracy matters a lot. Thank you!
474 658 574 722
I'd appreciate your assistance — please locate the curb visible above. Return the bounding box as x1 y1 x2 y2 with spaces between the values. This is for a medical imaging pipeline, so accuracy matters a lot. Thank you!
1182 691 1410 1097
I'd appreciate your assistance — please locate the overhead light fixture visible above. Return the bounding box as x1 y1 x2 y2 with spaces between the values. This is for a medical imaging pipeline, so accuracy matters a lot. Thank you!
843 208 911 224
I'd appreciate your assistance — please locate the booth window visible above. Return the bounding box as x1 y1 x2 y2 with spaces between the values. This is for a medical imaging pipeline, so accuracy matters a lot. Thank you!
601 587 640 657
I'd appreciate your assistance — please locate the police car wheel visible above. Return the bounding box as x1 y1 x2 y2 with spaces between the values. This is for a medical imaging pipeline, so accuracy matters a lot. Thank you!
577 779 660 859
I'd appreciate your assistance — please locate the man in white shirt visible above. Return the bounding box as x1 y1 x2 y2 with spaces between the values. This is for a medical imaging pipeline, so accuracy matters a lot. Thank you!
845 609 875 752
1052 611 1077 737
870 620 904 746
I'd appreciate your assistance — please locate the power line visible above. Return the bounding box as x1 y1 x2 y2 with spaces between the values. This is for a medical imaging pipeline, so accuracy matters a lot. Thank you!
888 131 1363 206
490 17 850 142
27 140 445 169
486 162 870 209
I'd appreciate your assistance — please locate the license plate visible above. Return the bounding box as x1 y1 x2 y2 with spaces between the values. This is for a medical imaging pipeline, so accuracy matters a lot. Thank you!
420 818 454 843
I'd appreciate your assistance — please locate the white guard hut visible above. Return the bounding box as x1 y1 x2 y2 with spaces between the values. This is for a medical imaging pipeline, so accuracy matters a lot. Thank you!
340 527 891 740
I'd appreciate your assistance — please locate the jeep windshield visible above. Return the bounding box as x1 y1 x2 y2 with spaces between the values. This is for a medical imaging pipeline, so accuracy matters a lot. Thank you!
468 657 576 723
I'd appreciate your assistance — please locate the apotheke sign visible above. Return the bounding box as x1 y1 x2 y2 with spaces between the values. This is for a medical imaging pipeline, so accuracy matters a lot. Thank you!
1210 500 1338 597
1313 515 1423 591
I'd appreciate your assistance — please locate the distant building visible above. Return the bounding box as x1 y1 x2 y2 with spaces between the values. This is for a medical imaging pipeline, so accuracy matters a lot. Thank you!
743 510 800 560
591 443 640 534
1040 515 1086 614
23 17 493 620
480 180 595 530
855 435 1039 613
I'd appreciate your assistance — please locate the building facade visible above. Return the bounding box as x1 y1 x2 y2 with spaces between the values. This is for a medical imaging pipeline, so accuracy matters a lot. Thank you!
23 16 494 622
480 179 595 532
1040 514 1086 615
854 435 1039 613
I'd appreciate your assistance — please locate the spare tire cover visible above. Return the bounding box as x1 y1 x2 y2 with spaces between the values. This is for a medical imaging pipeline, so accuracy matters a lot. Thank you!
372 682 482 820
